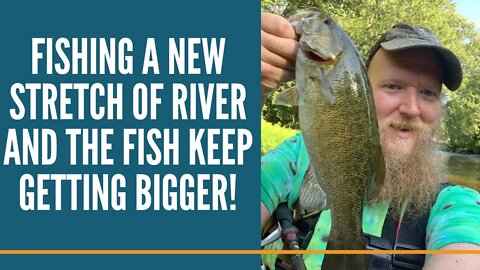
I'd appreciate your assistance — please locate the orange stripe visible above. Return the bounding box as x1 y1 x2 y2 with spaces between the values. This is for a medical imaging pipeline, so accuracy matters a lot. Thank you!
0 250 479 255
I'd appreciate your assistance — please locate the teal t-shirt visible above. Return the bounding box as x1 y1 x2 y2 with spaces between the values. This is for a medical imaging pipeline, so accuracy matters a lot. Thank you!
261 133 480 269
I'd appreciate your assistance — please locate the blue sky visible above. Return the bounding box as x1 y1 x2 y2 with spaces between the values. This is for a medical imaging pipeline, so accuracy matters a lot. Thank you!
455 0 480 29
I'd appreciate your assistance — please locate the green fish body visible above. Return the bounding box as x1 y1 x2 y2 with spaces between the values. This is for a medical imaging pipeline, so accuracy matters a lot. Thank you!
276 8 385 270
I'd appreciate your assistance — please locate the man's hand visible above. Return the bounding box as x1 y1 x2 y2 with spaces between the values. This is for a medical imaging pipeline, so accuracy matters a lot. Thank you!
261 12 299 106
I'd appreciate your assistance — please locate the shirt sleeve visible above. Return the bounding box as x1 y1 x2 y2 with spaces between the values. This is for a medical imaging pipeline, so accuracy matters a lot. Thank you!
426 185 480 250
261 132 306 213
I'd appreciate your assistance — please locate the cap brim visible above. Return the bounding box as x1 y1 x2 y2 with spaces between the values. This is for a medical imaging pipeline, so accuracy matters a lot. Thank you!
380 38 463 90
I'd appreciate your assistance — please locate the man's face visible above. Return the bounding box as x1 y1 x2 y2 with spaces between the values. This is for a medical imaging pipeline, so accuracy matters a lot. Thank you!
367 48 445 216
368 48 443 155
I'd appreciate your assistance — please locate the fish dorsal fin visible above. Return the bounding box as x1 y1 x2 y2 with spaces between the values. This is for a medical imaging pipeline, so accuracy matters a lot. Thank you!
274 87 298 106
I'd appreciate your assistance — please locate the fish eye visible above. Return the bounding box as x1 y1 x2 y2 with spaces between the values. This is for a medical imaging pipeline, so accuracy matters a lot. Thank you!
324 18 333 25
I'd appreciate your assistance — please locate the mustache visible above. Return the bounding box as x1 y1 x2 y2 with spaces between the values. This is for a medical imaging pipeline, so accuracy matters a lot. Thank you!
383 117 430 134
387 117 429 131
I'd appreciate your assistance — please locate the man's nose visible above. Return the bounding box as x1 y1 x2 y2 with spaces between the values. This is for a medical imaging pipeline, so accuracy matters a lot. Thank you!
398 88 421 117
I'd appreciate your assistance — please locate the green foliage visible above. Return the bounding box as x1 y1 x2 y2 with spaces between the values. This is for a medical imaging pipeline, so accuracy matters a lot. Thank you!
444 77 480 154
443 25 480 154
261 0 480 153
261 118 299 155
261 0 288 13
262 82 300 129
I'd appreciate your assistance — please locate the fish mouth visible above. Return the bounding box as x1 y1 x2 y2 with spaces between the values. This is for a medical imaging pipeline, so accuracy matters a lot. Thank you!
303 49 339 65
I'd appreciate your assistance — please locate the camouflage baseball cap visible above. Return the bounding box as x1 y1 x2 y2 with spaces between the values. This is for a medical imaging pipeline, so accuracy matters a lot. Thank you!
366 23 463 91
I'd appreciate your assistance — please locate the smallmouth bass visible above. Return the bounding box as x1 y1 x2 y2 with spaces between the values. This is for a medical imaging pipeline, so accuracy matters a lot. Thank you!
276 8 385 270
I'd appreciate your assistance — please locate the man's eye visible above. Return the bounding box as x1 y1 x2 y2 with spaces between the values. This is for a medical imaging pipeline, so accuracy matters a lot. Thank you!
385 84 400 90
421 89 438 98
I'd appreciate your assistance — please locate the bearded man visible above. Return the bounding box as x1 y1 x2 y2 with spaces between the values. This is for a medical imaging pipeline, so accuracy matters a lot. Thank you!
260 13 480 270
